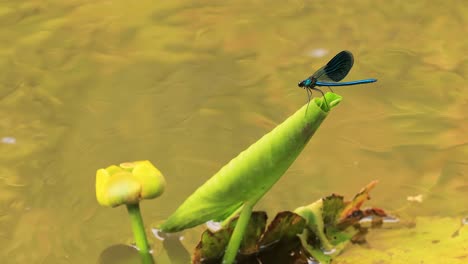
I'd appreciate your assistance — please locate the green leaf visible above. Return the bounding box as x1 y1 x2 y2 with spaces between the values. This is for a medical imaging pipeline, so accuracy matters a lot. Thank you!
192 212 267 263
334 217 468 264
193 223 234 263
159 93 342 232
239 211 267 255
294 181 382 263
256 211 310 264
258 211 306 248
322 194 346 227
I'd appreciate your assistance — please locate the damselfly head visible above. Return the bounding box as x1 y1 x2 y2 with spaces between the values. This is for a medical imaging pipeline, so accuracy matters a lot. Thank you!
298 78 312 88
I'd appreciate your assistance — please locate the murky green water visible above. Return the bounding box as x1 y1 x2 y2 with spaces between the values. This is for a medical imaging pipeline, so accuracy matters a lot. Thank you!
0 0 466 263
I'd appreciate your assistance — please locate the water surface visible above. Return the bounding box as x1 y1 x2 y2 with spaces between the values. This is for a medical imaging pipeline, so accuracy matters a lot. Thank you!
0 0 466 263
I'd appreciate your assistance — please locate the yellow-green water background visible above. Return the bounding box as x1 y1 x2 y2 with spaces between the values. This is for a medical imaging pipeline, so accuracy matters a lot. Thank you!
0 0 467 263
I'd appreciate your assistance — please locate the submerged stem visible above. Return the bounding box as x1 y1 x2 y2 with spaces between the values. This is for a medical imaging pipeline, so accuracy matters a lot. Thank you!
222 201 255 264
126 203 154 264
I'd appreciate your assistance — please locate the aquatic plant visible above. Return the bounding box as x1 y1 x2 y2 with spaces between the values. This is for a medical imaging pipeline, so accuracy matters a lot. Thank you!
159 93 342 263
192 181 387 263
96 160 166 264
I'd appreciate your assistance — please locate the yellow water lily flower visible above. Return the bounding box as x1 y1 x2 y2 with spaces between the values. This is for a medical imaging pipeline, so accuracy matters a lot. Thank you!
96 160 166 207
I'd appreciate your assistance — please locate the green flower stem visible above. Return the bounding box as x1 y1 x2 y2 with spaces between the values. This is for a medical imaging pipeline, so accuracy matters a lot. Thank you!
126 203 154 264
222 200 255 264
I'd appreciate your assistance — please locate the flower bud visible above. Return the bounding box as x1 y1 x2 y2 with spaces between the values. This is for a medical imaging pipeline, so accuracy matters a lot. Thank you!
96 161 166 207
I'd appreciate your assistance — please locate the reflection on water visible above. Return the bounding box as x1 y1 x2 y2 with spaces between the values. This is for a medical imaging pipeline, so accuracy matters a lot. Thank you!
0 0 466 262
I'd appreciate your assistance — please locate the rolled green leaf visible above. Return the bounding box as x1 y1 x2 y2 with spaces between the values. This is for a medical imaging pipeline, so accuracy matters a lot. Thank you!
159 93 342 232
